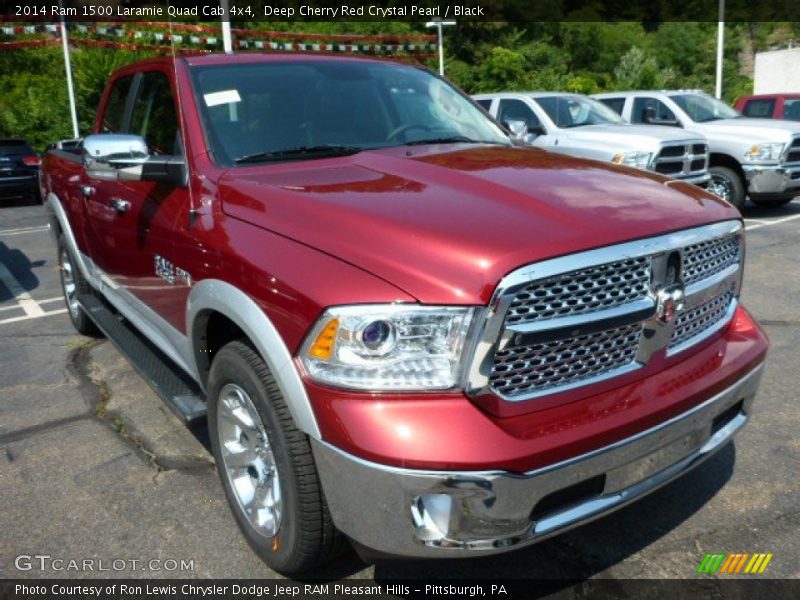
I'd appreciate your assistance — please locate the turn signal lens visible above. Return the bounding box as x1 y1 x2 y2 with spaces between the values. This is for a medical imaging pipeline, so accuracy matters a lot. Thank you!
308 318 339 360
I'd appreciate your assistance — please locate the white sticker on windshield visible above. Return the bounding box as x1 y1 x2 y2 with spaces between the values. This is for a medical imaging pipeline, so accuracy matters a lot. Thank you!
204 89 242 107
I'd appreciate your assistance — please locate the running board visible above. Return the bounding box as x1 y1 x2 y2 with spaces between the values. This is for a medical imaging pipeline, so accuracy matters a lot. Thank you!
78 293 207 424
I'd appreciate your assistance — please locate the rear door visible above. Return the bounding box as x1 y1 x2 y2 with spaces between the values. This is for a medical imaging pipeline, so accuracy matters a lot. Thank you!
83 68 188 330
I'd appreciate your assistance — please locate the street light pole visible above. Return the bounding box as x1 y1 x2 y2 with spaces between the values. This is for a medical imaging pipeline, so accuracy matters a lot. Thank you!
220 0 233 53
58 0 79 139
425 19 456 76
715 0 725 99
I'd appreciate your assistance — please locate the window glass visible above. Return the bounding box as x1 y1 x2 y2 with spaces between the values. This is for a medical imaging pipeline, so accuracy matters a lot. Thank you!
671 93 739 122
192 61 510 164
741 99 775 118
101 75 133 133
128 71 180 155
533 95 624 128
782 99 800 121
631 97 677 124
598 97 625 115
475 99 492 111
497 99 541 129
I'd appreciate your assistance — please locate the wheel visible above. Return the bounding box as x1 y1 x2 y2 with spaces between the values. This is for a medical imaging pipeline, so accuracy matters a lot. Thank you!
57 235 100 337
207 340 346 575
707 166 746 210
749 193 796 208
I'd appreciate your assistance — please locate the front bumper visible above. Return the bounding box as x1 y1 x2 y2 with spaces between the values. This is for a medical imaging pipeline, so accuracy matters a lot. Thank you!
677 172 711 187
743 163 800 195
313 363 763 558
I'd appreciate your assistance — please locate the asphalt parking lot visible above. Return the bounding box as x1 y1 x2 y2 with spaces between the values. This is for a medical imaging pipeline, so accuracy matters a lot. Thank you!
0 197 798 582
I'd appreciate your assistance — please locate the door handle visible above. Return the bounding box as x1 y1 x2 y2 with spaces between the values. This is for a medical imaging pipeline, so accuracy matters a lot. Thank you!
109 198 131 214
80 185 95 198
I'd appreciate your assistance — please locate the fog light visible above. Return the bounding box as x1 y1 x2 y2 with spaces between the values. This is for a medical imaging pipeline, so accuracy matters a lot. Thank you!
411 494 452 541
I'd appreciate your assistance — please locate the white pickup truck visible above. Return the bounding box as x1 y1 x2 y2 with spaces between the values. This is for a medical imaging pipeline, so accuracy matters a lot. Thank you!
593 90 800 209
474 92 710 188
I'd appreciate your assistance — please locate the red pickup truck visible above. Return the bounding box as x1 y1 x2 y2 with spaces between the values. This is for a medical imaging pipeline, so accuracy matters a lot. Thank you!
42 54 768 574
735 93 800 121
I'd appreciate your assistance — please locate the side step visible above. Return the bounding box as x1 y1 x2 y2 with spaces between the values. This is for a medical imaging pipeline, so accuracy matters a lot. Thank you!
78 293 207 424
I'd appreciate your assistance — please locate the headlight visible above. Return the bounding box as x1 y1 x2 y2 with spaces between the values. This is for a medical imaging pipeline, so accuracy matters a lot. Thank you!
611 151 653 170
744 142 785 162
299 305 476 391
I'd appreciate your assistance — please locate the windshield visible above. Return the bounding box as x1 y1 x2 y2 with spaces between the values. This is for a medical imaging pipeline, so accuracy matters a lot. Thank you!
191 60 510 164
671 93 740 122
533 95 625 128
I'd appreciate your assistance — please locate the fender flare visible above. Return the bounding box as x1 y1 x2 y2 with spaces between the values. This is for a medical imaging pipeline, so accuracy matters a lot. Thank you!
187 279 321 440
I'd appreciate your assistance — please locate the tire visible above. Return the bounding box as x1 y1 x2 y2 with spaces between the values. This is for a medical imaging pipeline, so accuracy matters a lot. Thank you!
57 235 101 337
707 166 746 210
207 340 346 575
749 193 796 208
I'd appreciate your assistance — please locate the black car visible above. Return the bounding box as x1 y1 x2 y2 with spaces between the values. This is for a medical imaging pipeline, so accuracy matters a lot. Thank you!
0 138 41 202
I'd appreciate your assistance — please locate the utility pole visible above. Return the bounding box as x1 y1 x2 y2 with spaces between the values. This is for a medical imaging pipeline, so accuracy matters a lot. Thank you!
425 19 456 76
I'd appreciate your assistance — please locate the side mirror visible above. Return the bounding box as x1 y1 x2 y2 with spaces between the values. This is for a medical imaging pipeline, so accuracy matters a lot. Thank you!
503 119 529 142
527 124 546 138
83 134 185 185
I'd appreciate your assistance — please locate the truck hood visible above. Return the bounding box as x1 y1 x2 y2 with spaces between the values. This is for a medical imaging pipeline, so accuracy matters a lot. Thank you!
696 117 800 141
219 144 738 305
563 123 705 149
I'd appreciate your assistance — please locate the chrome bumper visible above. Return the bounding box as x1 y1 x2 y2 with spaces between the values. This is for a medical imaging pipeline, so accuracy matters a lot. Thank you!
743 163 800 194
678 172 711 187
312 364 763 558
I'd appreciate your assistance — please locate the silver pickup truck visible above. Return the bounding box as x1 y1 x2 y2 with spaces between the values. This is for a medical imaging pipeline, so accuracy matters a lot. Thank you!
594 90 800 209
474 92 710 187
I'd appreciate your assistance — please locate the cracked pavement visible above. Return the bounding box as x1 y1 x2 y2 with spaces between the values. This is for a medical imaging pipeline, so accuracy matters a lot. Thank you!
0 200 798 582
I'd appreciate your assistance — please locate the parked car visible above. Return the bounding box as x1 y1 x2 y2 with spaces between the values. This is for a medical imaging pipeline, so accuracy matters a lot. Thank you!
594 90 800 208
474 92 710 187
0 138 40 202
43 54 767 574
735 93 800 121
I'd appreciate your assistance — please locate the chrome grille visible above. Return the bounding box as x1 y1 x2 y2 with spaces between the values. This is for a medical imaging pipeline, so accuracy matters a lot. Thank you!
505 257 650 325
682 234 741 285
489 324 640 398
786 136 800 164
670 285 736 348
477 222 743 402
653 142 709 179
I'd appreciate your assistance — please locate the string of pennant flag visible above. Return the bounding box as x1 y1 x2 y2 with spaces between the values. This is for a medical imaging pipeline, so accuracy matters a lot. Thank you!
0 21 437 57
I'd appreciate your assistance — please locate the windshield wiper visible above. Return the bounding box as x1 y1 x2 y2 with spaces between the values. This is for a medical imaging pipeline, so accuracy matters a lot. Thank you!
401 136 505 146
234 145 363 164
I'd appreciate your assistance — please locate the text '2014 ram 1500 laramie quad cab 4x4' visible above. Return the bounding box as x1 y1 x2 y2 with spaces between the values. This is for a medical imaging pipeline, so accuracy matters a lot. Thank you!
42 54 768 575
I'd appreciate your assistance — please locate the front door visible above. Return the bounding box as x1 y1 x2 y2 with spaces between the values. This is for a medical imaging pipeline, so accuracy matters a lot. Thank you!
83 68 188 332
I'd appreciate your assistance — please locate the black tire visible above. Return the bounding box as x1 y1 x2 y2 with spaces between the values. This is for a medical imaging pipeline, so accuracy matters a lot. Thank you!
57 235 101 337
207 340 346 575
708 166 746 210
749 193 796 208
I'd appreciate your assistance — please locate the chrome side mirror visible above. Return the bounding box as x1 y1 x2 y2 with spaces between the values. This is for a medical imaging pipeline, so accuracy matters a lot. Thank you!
83 134 185 185
503 119 529 142
83 134 149 181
